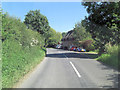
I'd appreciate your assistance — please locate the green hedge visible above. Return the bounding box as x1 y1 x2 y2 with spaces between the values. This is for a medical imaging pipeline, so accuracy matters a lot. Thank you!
2 13 46 88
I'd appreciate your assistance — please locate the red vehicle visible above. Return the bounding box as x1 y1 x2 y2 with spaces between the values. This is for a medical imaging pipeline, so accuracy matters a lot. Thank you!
69 46 77 51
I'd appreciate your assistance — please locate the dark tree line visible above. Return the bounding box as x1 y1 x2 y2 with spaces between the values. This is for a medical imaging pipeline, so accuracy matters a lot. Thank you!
82 2 120 55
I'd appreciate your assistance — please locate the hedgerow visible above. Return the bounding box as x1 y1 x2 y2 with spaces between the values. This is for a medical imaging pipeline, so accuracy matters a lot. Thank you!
2 13 46 88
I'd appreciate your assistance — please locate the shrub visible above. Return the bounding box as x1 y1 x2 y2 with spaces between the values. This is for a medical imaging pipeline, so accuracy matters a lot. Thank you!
86 44 95 51
105 44 118 55
82 40 95 51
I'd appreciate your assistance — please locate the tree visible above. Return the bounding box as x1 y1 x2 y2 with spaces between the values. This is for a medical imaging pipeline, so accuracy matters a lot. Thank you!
24 10 50 47
72 22 92 46
24 10 50 35
47 28 62 47
82 2 120 55
62 32 66 38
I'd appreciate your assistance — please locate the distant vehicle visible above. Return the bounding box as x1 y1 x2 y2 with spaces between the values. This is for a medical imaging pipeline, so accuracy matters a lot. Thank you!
77 48 81 52
56 45 62 49
77 48 86 52
81 49 86 52
69 46 77 51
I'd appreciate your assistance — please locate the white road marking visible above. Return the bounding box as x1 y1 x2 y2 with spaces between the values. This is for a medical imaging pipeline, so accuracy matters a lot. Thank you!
63 52 81 78
58 51 68 59
63 54 68 59
70 61 81 78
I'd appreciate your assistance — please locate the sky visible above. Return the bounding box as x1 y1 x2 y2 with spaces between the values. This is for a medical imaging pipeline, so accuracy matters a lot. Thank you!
2 2 88 32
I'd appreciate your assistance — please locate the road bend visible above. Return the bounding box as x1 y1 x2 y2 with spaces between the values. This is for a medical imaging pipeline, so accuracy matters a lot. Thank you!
17 48 118 88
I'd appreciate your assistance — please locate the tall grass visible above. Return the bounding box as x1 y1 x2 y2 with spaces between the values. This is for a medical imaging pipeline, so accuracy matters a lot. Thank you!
97 45 119 69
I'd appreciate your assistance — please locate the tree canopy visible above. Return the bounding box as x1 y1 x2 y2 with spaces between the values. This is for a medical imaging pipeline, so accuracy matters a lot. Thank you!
62 32 66 38
24 10 50 35
24 10 62 47
73 22 92 42
47 28 62 47
82 2 120 55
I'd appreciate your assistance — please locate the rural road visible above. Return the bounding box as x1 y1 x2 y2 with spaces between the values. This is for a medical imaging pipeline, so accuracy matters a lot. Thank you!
17 48 119 88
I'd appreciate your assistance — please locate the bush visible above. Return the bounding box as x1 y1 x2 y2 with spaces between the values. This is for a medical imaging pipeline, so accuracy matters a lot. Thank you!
86 44 95 51
81 40 95 51
105 44 118 55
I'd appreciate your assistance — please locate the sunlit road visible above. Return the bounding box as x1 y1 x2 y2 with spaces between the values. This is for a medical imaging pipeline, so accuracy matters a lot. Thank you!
18 48 118 88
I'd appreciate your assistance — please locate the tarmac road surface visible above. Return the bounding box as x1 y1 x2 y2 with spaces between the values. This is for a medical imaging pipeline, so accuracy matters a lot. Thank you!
17 48 119 88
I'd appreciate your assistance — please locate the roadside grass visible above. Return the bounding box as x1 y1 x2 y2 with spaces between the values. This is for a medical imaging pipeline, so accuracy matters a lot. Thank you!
85 45 119 70
87 51 98 54
97 53 118 69
83 45 119 70
97 45 119 70
88 49 99 54
2 41 46 88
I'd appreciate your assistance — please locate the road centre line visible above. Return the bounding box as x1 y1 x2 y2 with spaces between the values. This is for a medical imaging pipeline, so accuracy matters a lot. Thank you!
63 54 81 78
70 61 81 78
63 53 81 78
63 54 68 59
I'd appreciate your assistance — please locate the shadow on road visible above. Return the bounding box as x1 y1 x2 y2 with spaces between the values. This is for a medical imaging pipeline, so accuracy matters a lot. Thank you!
46 53 88 59
46 52 98 59
97 62 119 88
46 51 119 88
83 53 99 59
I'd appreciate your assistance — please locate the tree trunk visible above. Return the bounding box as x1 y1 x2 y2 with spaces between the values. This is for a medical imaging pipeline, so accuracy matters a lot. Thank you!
98 44 105 56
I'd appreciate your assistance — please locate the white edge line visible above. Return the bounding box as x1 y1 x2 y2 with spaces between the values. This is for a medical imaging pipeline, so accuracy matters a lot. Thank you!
70 61 81 78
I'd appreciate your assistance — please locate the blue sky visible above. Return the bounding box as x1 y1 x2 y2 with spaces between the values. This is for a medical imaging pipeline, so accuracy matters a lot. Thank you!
2 2 88 32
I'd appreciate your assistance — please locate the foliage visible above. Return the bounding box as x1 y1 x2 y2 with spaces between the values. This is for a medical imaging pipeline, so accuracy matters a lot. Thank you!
24 10 50 35
20 28 45 48
62 32 66 38
24 10 61 47
47 28 62 47
82 2 120 55
71 22 94 49
82 40 95 51
86 44 95 51
2 13 46 88
97 45 119 69
73 22 92 42
2 13 23 42
104 43 118 54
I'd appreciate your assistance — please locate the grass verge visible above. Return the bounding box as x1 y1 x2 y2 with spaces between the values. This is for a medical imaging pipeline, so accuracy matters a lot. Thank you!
2 43 46 88
97 45 119 70
97 53 118 70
